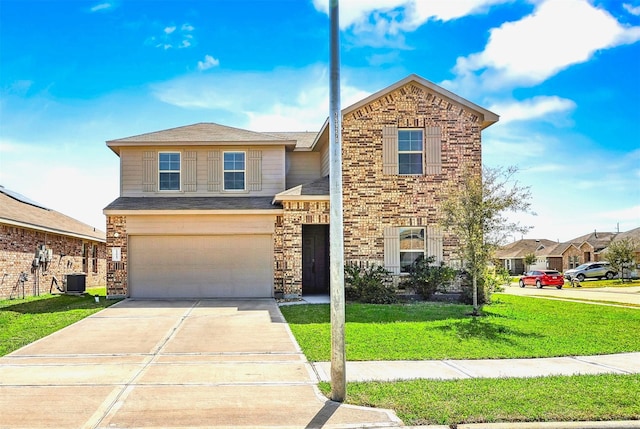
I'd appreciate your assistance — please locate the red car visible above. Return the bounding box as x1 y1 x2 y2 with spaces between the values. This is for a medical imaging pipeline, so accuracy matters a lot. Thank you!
519 270 564 289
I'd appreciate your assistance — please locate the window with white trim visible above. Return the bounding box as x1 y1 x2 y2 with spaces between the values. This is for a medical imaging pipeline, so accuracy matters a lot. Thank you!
399 227 425 272
398 129 423 175
223 151 245 191
158 152 181 191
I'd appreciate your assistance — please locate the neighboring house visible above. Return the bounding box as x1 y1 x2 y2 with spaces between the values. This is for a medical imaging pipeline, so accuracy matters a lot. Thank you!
602 227 640 275
495 239 558 275
103 74 499 299
563 231 616 266
497 229 638 275
0 186 106 299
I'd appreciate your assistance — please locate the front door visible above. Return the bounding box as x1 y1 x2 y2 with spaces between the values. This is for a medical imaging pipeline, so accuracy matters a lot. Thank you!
302 225 329 295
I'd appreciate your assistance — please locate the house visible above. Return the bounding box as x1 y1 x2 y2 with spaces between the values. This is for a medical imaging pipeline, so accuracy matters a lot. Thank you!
497 228 639 275
495 239 558 275
0 186 106 299
103 74 499 299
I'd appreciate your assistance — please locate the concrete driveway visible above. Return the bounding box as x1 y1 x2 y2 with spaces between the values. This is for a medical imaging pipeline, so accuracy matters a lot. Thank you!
0 299 400 428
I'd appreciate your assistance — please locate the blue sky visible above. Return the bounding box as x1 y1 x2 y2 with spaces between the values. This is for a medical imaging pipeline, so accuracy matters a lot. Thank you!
1 0 639 242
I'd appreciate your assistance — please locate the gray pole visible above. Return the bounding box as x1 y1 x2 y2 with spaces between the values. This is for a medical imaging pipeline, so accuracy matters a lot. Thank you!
329 0 346 402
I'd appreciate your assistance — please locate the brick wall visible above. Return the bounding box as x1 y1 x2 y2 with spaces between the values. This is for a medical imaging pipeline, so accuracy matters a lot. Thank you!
274 201 330 297
106 215 128 298
340 82 480 267
275 82 482 295
0 224 106 299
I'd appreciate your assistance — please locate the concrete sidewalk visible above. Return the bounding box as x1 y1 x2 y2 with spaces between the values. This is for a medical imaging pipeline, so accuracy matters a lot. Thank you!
312 352 640 382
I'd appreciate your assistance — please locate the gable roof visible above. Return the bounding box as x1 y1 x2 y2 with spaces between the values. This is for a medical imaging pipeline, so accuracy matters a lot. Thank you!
106 122 298 155
566 231 616 253
341 73 498 129
495 239 558 259
0 186 105 242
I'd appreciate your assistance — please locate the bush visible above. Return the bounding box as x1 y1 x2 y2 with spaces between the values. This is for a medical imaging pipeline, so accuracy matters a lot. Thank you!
344 263 397 304
403 256 456 300
458 266 507 306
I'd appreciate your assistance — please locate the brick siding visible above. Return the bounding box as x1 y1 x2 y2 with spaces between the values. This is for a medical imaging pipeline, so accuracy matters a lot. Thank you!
106 216 128 297
0 224 106 299
275 82 481 295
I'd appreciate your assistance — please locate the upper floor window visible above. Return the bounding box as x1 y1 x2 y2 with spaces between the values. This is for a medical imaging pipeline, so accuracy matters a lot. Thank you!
159 152 181 191
224 152 245 191
398 129 423 175
399 227 425 272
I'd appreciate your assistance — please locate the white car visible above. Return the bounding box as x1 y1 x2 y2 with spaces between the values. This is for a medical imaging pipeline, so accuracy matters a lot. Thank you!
564 262 617 281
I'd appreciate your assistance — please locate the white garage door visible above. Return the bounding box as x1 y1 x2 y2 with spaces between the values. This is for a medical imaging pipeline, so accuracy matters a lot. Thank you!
128 235 273 298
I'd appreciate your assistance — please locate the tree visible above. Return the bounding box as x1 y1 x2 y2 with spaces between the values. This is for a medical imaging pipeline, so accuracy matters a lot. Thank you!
524 253 537 272
440 165 533 315
604 238 637 282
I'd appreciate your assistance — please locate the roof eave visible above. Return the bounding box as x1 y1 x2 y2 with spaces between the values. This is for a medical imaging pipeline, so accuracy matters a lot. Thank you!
0 218 106 243
104 209 283 216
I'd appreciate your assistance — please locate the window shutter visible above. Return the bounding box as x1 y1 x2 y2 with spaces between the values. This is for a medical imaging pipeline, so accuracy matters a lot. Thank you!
184 151 197 192
427 225 444 264
382 126 398 175
142 151 156 192
248 150 262 191
424 126 442 175
207 150 221 192
384 227 401 275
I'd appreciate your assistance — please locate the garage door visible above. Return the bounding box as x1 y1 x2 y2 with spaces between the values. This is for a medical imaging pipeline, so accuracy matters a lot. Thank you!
128 235 273 298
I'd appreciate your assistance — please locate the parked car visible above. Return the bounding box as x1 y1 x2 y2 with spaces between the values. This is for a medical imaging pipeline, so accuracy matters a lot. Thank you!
519 270 564 289
563 262 617 281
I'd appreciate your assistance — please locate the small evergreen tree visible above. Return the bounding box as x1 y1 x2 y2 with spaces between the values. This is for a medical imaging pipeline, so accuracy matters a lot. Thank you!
440 165 534 315
604 238 637 282
524 253 537 272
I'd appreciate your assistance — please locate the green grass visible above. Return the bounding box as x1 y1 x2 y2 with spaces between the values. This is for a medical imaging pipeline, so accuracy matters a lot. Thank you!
279 294 640 361
565 278 640 288
0 287 120 356
318 374 640 426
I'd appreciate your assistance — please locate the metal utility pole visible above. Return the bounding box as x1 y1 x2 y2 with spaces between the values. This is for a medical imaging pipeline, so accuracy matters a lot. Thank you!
329 0 346 402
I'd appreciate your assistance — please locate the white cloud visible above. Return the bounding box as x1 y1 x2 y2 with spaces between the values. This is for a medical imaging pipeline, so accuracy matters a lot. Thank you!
453 0 640 90
599 205 640 222
197 55 220 71
152 65 370 131
312 0 510 47
90 2 113 12
624 3 640 16
152 23 195 50
488 96 576 124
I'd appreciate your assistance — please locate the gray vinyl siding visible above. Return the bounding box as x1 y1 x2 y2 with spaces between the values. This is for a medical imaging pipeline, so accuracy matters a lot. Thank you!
119 146 286 197
286 151 322 189
319 139 330 177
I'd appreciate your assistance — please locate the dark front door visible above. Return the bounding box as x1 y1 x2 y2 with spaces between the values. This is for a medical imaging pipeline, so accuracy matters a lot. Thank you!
302 225 329 295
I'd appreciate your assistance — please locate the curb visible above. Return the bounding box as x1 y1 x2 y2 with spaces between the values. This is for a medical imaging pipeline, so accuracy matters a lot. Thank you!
403 421 640 429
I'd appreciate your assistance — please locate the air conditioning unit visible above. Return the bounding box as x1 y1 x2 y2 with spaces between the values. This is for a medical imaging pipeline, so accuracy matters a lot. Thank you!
65 273 86 293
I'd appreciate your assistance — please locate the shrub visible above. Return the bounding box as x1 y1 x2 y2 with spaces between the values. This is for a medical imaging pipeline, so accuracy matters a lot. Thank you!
404 256 456 300
344 263 397 304
458 266 506 306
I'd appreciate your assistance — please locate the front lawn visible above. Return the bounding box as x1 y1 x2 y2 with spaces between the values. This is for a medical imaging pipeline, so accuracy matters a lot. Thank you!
318 374 640 425
281 295 640 426
280 294 640 361
0 288 119 356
